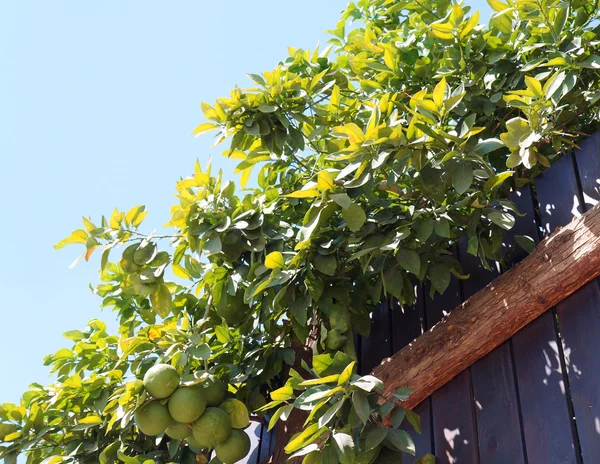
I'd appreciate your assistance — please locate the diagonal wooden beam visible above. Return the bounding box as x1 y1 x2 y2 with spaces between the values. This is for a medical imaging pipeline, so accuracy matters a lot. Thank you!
373 202 600 409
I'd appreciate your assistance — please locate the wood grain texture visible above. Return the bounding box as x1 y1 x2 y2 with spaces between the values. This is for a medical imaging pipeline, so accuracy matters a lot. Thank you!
372 201 600 409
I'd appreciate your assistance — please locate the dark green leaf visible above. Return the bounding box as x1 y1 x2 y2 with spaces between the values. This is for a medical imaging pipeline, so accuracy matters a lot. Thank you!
515 235 536 254
429 263 451 294
396 248 421 276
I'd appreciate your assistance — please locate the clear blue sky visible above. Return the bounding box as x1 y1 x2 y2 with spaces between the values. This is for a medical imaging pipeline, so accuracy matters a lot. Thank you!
0 0 491 405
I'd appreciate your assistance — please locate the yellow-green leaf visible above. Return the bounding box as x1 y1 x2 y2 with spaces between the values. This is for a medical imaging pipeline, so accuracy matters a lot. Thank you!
299 374 340 387
432 77 446 109
338 361 356 385
524 76 543 98
265 251 285 269
285 423 323 454
270 385 294 401
285 189 321 198
191 122 218 137
317 171 335 191
332 123 365 144
79 415 103 425
54 229 88 250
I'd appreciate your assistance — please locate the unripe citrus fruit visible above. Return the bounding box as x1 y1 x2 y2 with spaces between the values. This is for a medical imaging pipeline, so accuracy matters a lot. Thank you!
168 386 207 423
143 364 180 399
218 398 250 429
214 429 251 464
191 407 232 448
186 434 205 450
134 400 172 436
165 421 191 439
197 375 226 406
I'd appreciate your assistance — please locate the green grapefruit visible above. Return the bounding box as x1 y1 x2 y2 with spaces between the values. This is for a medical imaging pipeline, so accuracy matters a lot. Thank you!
218 398 250 429
214 429 251 464
143 364 180 399
168 386 207 423
165 421 191 439
134 400 172 436
191 407 232 448
197 375 226 406
186 433 206 451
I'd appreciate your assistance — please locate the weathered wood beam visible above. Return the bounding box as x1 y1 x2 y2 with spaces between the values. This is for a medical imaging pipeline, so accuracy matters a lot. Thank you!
373 202 600 409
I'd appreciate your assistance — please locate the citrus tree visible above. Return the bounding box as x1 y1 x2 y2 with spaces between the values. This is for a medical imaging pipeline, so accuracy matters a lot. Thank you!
2 0 600 463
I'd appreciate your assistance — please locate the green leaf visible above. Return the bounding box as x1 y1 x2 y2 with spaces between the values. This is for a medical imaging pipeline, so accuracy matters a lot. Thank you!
474 138 505 155
487 210 515 230
386 428 416 455
188 343 211 360
366 427 388 451
389 406 405 428
330 193 353 209
452 162 473 194
405 408 421 434
342 203 367 232
515 235 536 254
268 404 293 431
435 217 451 238
258 104 278 113
579 55 600 69
396 248 421 275
352 390 371 424
332 432 355 464
314 254 337 276
318 398 346 428
351 375 383 392
150 284 172 318
392 387 413 401
429 263 451 294
133 241 157 265
415 218 435 242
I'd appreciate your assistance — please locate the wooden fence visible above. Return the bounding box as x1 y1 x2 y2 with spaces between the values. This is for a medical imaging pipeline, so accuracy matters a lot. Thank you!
242 132 600 463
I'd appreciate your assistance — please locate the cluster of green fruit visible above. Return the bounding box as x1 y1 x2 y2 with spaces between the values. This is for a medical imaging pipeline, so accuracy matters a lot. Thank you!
134 364 252 464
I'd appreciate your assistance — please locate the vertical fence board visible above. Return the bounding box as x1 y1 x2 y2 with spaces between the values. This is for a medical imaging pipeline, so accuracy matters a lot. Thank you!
559 141 600 461
360 301 393 375
243 422 262 464
458 245 526 464
534 153 586 461
391 290 434 458
505 186 579 463
426 278 479 463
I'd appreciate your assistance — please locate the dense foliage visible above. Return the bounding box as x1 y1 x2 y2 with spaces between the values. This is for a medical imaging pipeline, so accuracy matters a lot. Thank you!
2 0 600 462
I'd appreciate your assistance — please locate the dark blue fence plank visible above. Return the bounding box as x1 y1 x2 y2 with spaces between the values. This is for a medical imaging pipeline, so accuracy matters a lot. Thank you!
458 243 526 464
390 288 434 458
535 152 586 462
561 140 600 461
507 185 579 463
360 300 392 375
426 278 479 463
